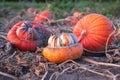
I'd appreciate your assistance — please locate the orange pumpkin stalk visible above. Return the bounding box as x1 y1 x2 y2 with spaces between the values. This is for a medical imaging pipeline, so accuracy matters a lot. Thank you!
34 10 53 22
42 33 83 63
73 13 114 51
7 21 49 51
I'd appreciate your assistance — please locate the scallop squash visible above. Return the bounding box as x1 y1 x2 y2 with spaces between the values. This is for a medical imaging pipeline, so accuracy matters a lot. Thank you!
42 33 83 63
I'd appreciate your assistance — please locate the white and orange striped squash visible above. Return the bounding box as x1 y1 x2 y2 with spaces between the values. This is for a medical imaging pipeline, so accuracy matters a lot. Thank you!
42 33 83 63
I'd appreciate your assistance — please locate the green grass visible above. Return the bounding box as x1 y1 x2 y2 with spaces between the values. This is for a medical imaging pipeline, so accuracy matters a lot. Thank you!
0 1 120 18
1 2 47 10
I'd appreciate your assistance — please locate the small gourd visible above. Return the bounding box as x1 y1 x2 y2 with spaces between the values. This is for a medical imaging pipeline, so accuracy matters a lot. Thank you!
42 33 83 63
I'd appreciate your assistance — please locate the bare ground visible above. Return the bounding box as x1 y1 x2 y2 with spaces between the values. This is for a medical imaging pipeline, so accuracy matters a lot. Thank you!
0 7 120 80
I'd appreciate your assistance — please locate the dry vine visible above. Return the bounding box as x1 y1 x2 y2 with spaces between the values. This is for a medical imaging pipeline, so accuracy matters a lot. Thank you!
0 71 18 80
44 60 118 80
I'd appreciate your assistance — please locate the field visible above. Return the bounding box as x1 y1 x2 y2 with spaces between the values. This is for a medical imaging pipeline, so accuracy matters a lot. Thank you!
0 0 120 80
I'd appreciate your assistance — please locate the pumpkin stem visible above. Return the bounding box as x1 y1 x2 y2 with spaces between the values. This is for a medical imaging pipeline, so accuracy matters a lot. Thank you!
105 31 115 58
24 21 33 28
78 30 86 42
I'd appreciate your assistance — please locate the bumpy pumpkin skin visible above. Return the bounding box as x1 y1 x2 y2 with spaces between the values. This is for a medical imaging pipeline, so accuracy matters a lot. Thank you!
73 13 114 51
7 21 49 51
42 33 83 63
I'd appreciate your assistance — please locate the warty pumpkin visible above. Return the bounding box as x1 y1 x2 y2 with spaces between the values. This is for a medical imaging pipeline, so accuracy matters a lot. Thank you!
34 10 53 22
7 21 49 51
73 13 114 51
42 33 83 63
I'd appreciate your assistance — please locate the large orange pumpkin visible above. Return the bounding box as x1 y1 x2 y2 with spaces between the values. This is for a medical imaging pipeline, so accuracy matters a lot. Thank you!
42 33 83 63
7 21 49 51
73 13 114 51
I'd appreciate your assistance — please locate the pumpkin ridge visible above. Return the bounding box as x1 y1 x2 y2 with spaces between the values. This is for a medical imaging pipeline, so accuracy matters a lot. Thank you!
81 16 91 29
73 13 114 51
83 36 104 50
90 16 111 25
88 35 107 44
82 14 104 29
90 33 113 43
90 16 110 25
88 24 113 31
89 30 113 37
81 36 96 50
77 14 110 32
76 20 84 30
85 14 111 30
88 32 114 45
90 20 111 28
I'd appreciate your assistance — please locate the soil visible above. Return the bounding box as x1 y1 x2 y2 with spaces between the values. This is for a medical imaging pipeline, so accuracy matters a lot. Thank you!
0 7 120 80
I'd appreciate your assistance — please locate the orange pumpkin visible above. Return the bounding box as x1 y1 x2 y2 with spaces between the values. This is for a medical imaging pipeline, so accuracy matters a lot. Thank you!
67 12 83 26
117 28 120 38
67 18 79 26
73 11 83 18
34 10 53 22
7 21 49 51
73 13 114 51
42 33 83 63
27 7 35 14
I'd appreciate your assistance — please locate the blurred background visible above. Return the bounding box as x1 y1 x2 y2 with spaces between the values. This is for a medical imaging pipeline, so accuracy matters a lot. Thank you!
0 0 120 18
